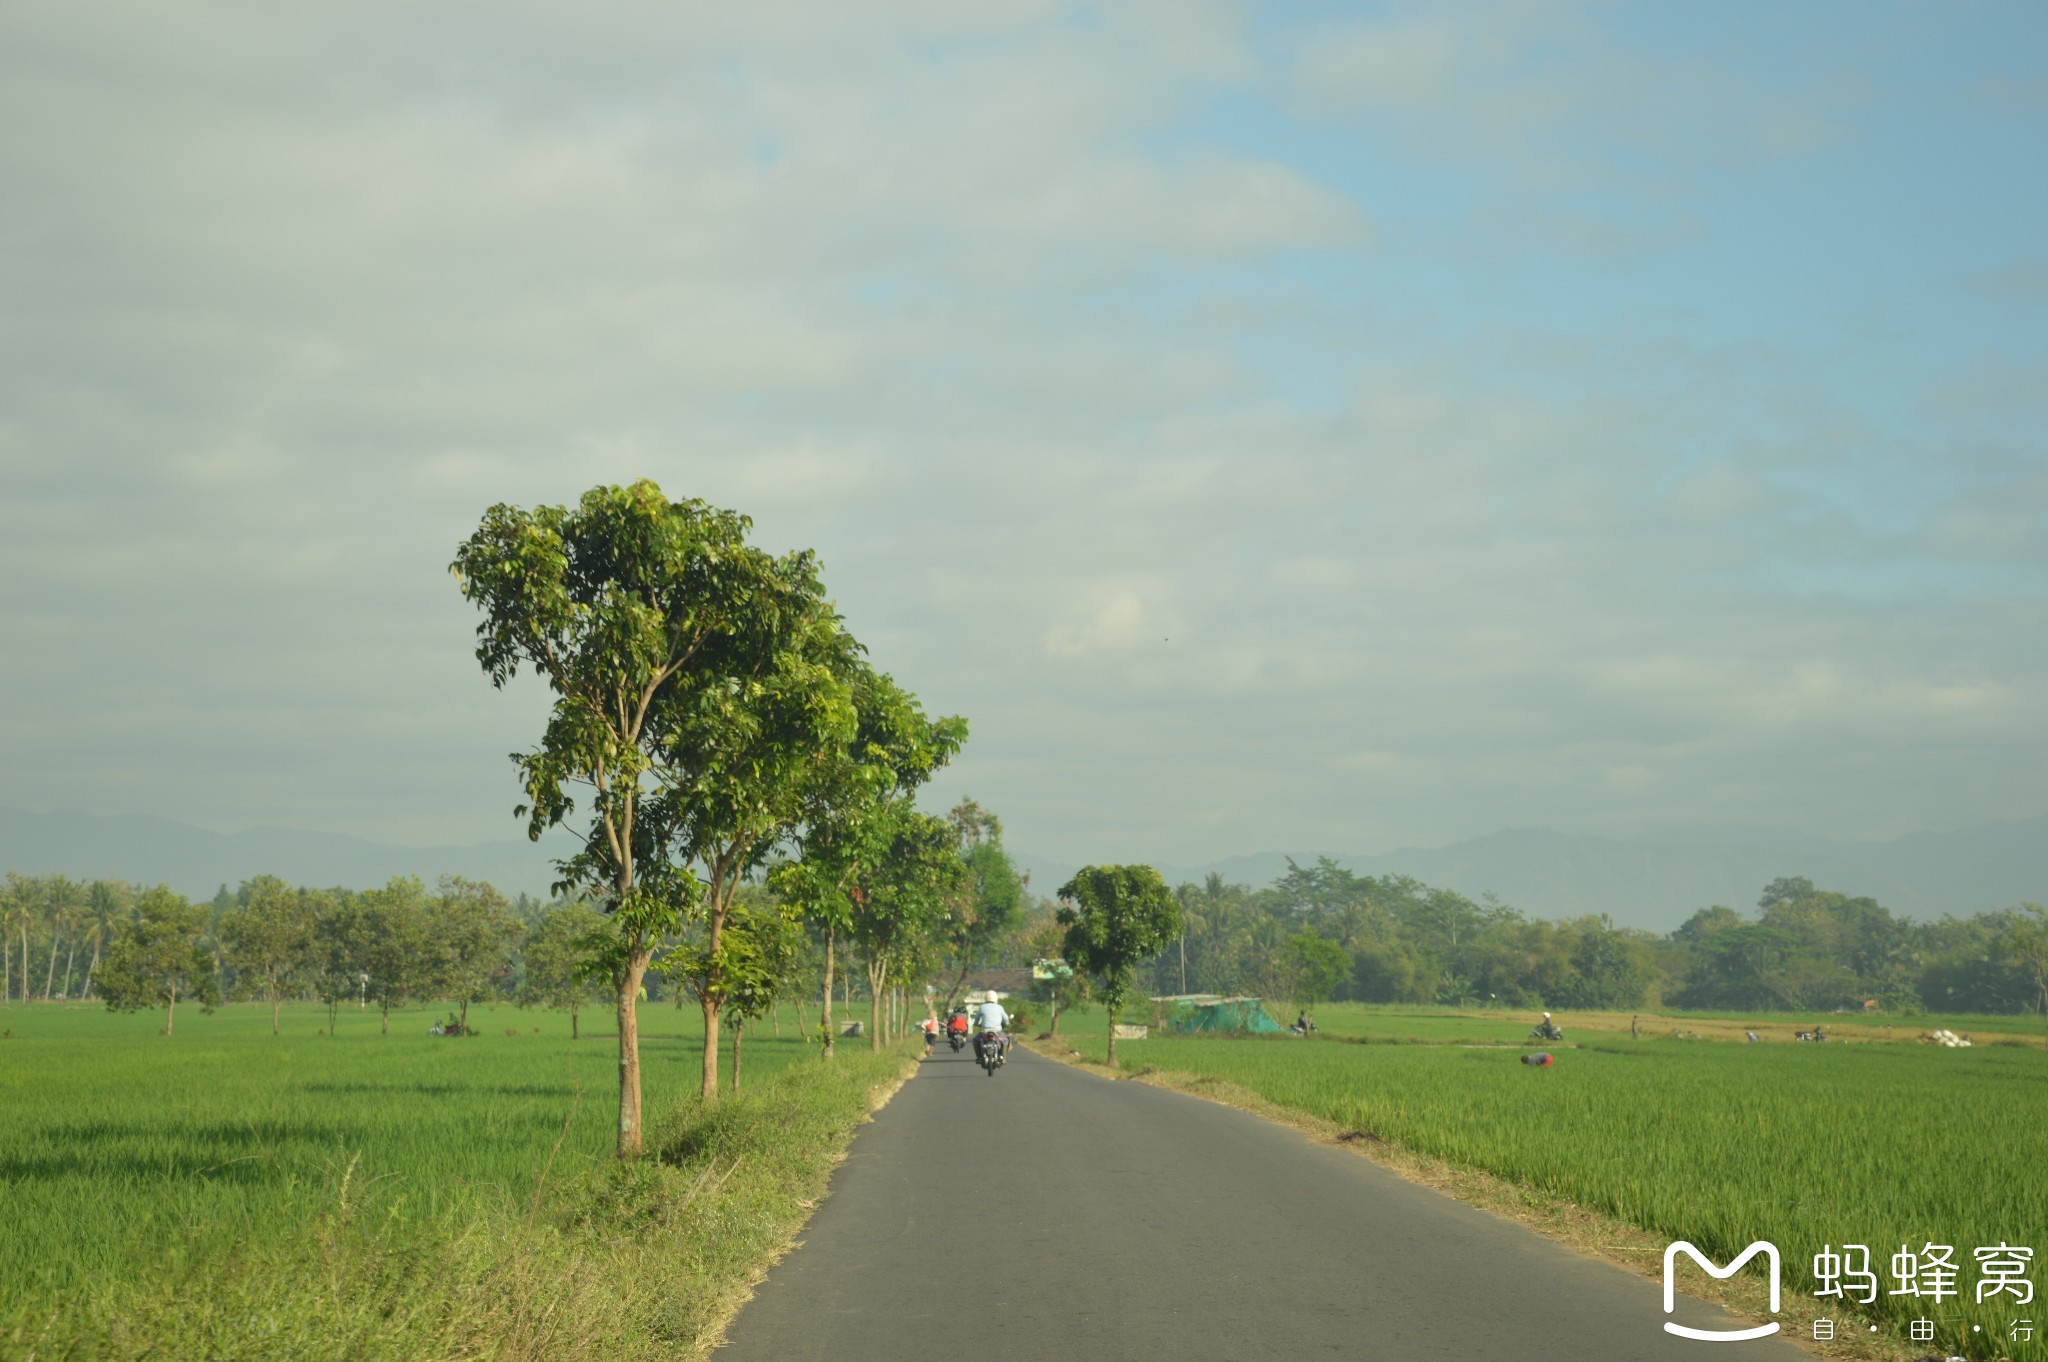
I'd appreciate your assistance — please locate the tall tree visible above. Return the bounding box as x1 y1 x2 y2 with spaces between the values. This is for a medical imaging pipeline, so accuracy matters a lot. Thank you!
847 803 968 1051
518 900 610 1039
1 873 33 1003
429 876 524 1031
937 798 1026 1004
220 876 319 1034
2001 904 2048 1040
95 886 220 1035
324 878 435 1034
640 563 865 1102
670 891 805 1091
78 879 132 1000
455 480 801 1152
772 669 965 1059
1057 865 1181 1070
39 876 82 999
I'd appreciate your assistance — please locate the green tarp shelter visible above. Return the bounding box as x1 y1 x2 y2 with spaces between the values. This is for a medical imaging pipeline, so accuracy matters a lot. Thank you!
1156 996 1287 1035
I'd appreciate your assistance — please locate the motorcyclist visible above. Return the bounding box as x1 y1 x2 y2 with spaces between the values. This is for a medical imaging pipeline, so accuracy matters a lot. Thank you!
947 1008 970 1049
1533 1011 1563 1041
974 991 1011 1063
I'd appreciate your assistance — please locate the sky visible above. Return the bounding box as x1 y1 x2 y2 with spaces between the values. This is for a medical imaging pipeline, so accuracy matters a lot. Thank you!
2 0 2044 869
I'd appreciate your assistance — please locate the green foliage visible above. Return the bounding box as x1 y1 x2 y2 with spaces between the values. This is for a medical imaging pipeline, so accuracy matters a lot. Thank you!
320 877 435 1029
518 900 612 1028
1280 929 1349 1008
95 885 220 1028
219 876 320 1026
842 803 970 1044
429 876 525 1026
1057 864 1181 1065
665 888 807 1026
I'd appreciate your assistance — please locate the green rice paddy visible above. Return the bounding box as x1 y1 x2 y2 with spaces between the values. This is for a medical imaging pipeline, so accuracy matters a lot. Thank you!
0 999 831 1340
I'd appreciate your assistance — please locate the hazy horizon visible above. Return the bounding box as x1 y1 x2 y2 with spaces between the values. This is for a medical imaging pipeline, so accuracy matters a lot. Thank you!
4 3 2043 869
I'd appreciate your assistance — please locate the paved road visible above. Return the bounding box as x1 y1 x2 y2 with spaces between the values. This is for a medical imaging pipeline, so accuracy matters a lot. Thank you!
718 1044 1812 1361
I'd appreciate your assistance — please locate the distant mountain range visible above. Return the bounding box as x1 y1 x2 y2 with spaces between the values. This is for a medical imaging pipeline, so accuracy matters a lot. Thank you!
5 808 2042 934
0 809 571 902
1012 819 2048 933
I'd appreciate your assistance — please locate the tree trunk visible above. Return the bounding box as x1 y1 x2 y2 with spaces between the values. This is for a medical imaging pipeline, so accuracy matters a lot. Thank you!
867 956 887 1053
166 982 178 1037
1106 1003 1118 1069
571 1003 580 1040
3 933 10 1003
770 1002 780 1039
44 932 61 1000
459 997 470 1031
1050 995 1061 1036
272 996 281 1035
700 900 727 1103
82 941 100 1000
62 940 78 1000
380 1002 390 1035
732 1014 743 1092
821 928 835 1059
701 989 722 1103
1179 933 1187 994
616 948 651 1157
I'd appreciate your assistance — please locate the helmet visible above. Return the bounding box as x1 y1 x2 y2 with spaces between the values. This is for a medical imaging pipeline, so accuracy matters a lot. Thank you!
1542 1011 1551 1019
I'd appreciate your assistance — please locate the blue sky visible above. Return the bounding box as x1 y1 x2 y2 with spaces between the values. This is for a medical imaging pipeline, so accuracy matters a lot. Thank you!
1 0 2042 867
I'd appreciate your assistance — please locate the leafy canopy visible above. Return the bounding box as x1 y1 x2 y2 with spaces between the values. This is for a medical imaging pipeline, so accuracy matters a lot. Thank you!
1057 864 1181 1017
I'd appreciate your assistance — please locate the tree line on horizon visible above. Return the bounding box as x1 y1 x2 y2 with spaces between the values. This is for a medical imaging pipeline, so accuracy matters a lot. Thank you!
0 805 1031 1060
11 855 2043 1036
1149 857 2048 1022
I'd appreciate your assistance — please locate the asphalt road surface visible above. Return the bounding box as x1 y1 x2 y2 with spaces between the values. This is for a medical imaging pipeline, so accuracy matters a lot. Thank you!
717 1043 1813 1362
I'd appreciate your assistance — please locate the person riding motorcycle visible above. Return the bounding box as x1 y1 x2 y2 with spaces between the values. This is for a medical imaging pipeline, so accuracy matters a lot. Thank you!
1531 1010 1564 1041
947 1008 970 1051
973 993 1011 1065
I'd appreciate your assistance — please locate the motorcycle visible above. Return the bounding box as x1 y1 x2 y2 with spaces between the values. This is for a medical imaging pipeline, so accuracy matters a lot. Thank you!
975 1030 1006 1075
1529 1022 1564 1041
949 1028 967 1052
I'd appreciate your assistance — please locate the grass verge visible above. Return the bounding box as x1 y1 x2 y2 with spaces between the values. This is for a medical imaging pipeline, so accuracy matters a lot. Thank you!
4 1041 920 1362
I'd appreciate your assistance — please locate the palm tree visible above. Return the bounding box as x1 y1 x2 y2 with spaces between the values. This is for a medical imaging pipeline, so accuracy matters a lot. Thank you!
43 876 85 1000
0 875 25 1003
1 874 36 1005
79 880 130 1001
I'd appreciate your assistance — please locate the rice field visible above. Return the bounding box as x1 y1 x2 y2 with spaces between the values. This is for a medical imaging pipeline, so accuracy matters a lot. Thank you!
0 998 822 1304
1062 1004 2048 1357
